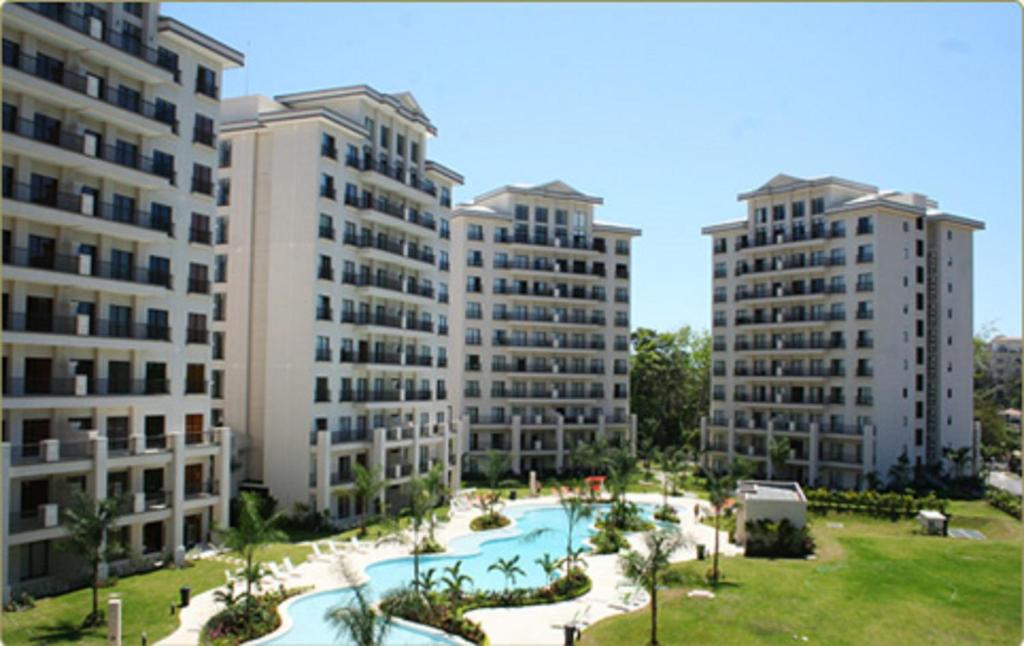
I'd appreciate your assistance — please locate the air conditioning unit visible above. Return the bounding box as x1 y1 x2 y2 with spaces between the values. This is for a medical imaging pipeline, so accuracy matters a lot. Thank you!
577 415 584 424
776 339 785 350
776 366 784 377
85 74 102 98
775 392 784 404
552 364 559 374
88 16 103 39
775 234 785 244
83 132 99 157
393 464 402 479
775 312 785 323
78 254 93 276
554 238 563 247
534 415 542 424
775 286 784 297
789 421 797 431
76 313 90 336
80 191 96 216
74 374 88 396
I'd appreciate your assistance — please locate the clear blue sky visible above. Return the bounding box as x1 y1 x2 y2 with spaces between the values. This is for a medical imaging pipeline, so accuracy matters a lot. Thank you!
165 2 1022 337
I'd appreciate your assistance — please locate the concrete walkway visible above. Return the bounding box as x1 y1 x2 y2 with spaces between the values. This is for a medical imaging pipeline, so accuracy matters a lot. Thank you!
988 470 1022 496
158 492 739 645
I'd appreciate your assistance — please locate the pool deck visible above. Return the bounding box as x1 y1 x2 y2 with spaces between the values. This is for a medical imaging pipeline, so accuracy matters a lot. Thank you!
158 491 739 645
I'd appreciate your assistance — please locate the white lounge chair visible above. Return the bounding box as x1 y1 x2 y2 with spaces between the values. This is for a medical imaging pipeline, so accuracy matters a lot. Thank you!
282 557 302 577
349 536 367 553
326 540 343 555
310 542 331 562
266 561 288 582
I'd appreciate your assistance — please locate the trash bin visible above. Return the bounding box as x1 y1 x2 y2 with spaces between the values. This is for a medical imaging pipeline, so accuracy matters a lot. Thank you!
563 624 577 645
696 544 706 560
180 586 191 608
509 490 518 501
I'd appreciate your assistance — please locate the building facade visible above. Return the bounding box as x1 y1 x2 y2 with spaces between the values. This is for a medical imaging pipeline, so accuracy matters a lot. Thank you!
1 2 242 601
213 87 463 526
449 182 640 476
701 174 983 490
987 335 1021 384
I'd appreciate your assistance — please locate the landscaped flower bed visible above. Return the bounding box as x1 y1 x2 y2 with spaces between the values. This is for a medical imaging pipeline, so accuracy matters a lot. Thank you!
470 512 511 531
381 568 592 644
201 585 311 645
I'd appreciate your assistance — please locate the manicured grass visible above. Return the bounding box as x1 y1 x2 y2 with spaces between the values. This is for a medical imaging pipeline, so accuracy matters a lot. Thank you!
0 542 311 646
0 506 452 646
582 500 1021 646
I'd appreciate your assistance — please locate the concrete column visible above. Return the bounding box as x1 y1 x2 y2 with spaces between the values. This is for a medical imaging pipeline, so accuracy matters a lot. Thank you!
629 414 638 457
441 420 451 488
766 421 775 480
375 429 387 514
413 419 422 476
215 428 231 530
726 418 736 465
170 432 185 565
862 424 875 490
91 433 109 581
511 416 522 475
598 417 607 444
809 422 820 486
2 443 11 604
555 417 565 472
316 430 330 514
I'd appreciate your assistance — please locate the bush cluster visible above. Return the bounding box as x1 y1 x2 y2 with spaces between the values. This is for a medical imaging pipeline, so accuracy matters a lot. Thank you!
381 569 591 645
470 512 511 531
744 519 815 558
804 488 948 518
653 505 680 523
591 526 629 554
986 487 1022 519
201 585 310 645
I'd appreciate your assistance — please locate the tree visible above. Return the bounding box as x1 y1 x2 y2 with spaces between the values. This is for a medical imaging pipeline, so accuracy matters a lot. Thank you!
703 464 742 586
769 437 791 480
405 475 431 594
887 450 912 491
221 491 287 619
327 563 391 646
423 462 447 543
441 561 473 605
60 492 125 625
944 445 973 479
557 491 593 575
659 447 685 508
415 567 439 596
482 449 506 490
619 529 688 646
352 463 385 537
605 447 641 529
535 553 560 584
569 435 609 476
488 555 526 592
630 326 712 450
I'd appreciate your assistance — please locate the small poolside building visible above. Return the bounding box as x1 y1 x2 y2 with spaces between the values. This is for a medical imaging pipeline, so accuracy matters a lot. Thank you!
734 481 808 545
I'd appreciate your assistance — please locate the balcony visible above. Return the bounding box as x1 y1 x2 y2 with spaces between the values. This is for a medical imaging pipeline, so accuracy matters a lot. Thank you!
20 3 180 76
735 228 837 253
339 389 403 403
4 117 175 183
319 225 336 240
191 177 213 196
494 231 599 252
2 50 178 131
3 182 174 237
316 307 333 321
187 278 211 294
195 78 219 101
185 379 207 395
339 350 403 366
184 480 217 500
186 328 209 344
321 185 337 200
189 227 212 245
4 377 170 397
4 312 170 342
3 247 172 289
193 126 215 148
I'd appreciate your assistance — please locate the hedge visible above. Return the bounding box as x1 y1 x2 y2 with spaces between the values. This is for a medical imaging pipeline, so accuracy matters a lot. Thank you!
804 488 948 518
985 487 1022 519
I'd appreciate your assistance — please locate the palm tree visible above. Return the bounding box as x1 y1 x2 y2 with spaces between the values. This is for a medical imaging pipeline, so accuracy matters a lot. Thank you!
619 529 688 646
442 561 473 605
60 492 126 625
416 567 439 596
606 447 639 528
704 467 736 586
769 437 791 480
327 564 391 646
405 475 431 593
535 553 560 584
944 445 973 479
557 490 593 575
352 463 385 537
423 462 447 542
659 448 685 509
488 555 526 592
220 491 287 616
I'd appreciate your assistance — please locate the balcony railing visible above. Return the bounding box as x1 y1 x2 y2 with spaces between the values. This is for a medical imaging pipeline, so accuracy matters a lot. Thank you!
186 328 209 344
4 117 175 182
22 3 180 76
2 50 178 130
3 313 170 341
184 480 217 499
187 278 211 294
3 182 174 236
4 377 170 397
3 247 172 288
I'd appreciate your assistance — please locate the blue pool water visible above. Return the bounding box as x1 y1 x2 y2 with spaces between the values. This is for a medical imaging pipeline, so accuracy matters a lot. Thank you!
264 503 655 645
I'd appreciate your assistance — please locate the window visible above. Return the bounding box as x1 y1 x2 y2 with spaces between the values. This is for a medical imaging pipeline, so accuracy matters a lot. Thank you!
219 140 232 167
811 197 825 215
772 205 785 221
189 213 211 245
514 205 529 221
217 178 230 206
214 254 227 282
191 164 212 195
857 244 874 263
152 150 175 181
193 114 214 146
468 224 483 241
396 133 406 156
466 302 482 319
856 216 873 235
379 125 390 148
124 3 144 17
320 174 336 199
195 65 218 99
410 140 419 163
213 293 225 321
215 216 228 244
188 263 210 293
466 328 481 345
321 133 337 159
791 201 805 218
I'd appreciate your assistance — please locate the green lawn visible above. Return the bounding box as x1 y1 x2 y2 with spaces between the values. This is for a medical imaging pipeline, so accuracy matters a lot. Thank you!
583 500 1022 646
0 506 451 646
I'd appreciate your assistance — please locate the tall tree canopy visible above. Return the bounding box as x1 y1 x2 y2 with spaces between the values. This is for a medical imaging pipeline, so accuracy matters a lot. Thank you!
629 326 710 450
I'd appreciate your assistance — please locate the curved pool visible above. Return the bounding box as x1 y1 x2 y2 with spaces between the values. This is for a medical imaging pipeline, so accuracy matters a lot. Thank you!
264 503 655 645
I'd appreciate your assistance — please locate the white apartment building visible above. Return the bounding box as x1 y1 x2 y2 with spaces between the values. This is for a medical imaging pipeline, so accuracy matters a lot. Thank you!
1 2 242 601
701 174 983 490
987 335 1021 384
450 182 640 476
213 87 463 526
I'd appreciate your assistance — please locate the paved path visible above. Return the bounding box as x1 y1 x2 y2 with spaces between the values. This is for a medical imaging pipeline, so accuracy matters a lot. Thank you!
988 471 1022 496
158 492 738 645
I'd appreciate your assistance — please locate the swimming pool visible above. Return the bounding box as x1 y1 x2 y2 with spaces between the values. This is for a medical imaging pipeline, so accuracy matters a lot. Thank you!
263 502 656 645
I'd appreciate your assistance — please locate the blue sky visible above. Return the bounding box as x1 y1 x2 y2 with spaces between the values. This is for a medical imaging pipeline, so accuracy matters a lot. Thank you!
165 2 1022 337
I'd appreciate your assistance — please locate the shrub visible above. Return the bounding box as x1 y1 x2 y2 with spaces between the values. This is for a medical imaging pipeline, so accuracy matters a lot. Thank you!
592 526 629 554
744 519 815 558
201 585 310 645
986 487 1022 519
3 592 36 612
414 537 445 554
653 505 680 523
470 513 511 531
804 487 948 518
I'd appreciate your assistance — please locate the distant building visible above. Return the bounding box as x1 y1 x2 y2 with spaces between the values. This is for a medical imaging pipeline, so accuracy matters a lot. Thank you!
701 174 984 490
987 336 1021 384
